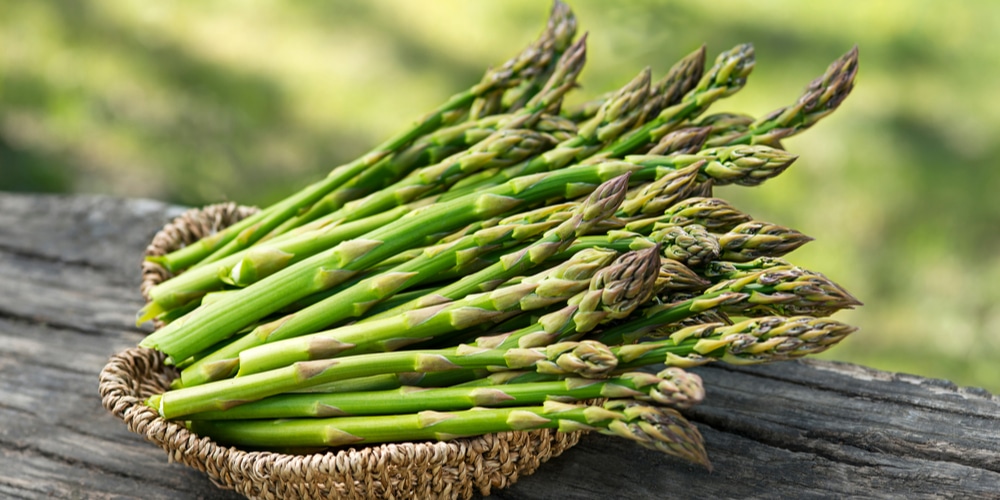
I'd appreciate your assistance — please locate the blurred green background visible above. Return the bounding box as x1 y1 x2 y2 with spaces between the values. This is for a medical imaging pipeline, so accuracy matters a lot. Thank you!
2 1 998 391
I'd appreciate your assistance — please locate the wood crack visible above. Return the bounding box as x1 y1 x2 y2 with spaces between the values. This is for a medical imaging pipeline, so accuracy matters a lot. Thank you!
0 241 115 273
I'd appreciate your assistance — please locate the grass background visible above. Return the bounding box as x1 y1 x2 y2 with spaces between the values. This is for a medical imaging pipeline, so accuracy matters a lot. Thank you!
3 0 997 391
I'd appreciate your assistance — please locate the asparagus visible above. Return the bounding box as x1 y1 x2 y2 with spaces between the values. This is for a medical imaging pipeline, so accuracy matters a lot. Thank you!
176 203 579 387
622 196 752 235
369 173 630 318
440 65 653 201
475 245 661 351
469 0 578 119
645 126 713 155
147 3 577 273
273 113 579 237
337 245 661 390
186 367 704 420
152 340 619 419
283 39 586 234
140 144 795 362
234 247 619 377
187 398 710 468
613 315 858 369
443 45 708 199
618 162 703 218
564 45 705 128
598 44 756 159
728 46 860 147
718 221 813 262
556 218 809 277
638 46 709 124
594 264 862 345
546 230 715 294
139 204 416 319
628 144 797 187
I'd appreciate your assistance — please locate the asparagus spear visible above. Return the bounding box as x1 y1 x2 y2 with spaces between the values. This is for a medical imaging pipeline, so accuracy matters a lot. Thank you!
728 46 860 147
598 43 756 159
561 218 810 270
475 245 661 351
564 45 706 128
618 163 702 220
613 315 858 369
444 46 708 200
147 3 578 273
234 247 619 376
594 264 862 345
719 221 813 262
140 145 796 362
187 398 710 468
152 340 619 419
186 367 703 420
644 126 713 155
621 197 752 235
441 66 652 201
469 0 579 119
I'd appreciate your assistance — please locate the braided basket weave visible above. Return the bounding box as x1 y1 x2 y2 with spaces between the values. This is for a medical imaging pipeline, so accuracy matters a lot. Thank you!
99 203 583 500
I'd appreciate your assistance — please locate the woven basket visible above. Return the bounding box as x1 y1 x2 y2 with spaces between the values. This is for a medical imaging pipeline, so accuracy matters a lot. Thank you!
99 202 584 500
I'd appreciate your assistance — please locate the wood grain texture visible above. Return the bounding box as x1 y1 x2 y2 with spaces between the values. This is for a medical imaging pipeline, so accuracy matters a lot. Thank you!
1 193 997 500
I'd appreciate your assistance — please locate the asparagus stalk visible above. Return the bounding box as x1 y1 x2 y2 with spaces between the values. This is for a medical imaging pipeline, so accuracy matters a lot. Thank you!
560 218 810 270
152 340 619 419
147 3 577 273
447 45 707 199
613 315 858 369
638 46 709 124
237 128 560 281
187 398 710 468
622 196 752 235
594 264 862 345
186 367 704 420
140 145 795 362
234 247 619 377
617 162 703 218
598 44 756 159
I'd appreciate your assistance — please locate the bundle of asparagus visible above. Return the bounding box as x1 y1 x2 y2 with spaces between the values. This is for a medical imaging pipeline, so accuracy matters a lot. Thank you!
138 1 860 470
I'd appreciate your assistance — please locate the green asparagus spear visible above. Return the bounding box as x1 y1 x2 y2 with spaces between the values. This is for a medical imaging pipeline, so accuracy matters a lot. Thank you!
595 264 862 345
186 367 703 420
153 340 619 419
613 315 858 369
187 398 710 468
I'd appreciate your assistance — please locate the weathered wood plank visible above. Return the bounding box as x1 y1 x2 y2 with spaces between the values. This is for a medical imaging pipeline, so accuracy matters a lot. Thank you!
0 193 997 500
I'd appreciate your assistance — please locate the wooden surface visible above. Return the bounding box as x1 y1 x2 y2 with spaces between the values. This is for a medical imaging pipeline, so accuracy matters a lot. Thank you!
1 192 998 499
